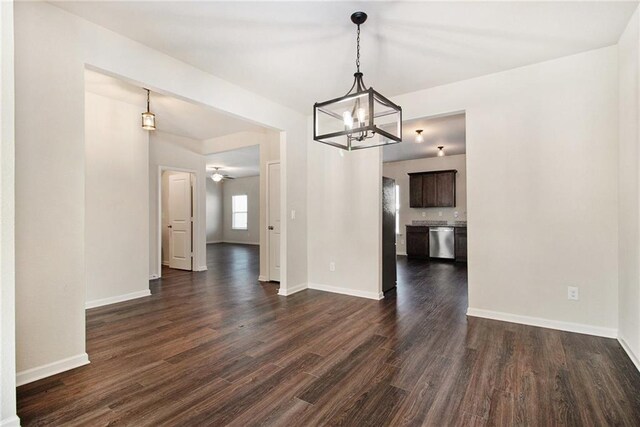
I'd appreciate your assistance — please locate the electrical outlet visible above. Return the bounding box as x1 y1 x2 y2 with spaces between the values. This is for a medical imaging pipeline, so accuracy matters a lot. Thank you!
568 286 579 301
422 211 426 217
401 238 405 245
454 211 459 218
438 211 443 217
329 262 336 272
291 210 296 220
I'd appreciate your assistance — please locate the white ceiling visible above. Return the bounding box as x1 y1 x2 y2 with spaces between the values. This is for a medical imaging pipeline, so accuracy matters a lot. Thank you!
383 113 466 163
206 145 260 179
84 69 263 140
61 1 637 113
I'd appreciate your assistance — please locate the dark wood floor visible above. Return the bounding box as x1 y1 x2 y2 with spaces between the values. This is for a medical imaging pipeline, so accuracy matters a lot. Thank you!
17 243 640 426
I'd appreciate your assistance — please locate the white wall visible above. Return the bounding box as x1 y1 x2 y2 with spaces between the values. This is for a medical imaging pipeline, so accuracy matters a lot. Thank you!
85 91 150 307
394 46 619 336
618 7 640 368
0 0 18 424
307 142 383 299
222 176 260 244
203 131 280 280
206 179 223 243
14 0 306 381
383 154 467 255
150 132 206 276
307 46 620 331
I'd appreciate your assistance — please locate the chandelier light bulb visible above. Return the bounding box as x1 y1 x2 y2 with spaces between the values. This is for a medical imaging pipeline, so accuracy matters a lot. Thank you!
343 111 354 129
357 108 366 126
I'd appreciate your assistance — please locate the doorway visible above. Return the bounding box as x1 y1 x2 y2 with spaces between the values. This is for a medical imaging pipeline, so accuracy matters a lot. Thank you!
161 169 196 271
381 112 468 292
204 137 280 283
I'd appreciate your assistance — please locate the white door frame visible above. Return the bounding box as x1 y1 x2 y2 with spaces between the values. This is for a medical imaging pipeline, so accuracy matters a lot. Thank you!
265 160 281 282
157 165 199 278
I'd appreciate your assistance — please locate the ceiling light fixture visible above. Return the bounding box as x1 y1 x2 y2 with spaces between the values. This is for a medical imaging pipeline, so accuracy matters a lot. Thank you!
313 12 402 151
415 129 424 143
437 146 445 157
141 88 156 131
210 167 226 182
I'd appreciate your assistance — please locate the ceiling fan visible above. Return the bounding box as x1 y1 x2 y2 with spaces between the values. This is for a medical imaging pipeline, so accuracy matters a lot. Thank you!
207 167 235 182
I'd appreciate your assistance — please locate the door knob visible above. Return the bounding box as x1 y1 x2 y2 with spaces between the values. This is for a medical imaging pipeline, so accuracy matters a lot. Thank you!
168 225 172 228
268 226 274 230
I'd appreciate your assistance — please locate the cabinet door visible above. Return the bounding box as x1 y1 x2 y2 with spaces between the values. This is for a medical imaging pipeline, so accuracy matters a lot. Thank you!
436 172 456 207
422 174 438 207
409 175 423 208
406 230 429 259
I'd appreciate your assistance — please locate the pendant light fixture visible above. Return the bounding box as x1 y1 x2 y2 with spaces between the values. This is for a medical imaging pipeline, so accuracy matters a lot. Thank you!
415 129 424 143
141 89 156 131
437 146 445 157
313 12 402 151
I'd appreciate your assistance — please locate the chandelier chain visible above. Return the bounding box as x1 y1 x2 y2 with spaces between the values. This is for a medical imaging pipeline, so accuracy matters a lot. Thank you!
356 24 360 73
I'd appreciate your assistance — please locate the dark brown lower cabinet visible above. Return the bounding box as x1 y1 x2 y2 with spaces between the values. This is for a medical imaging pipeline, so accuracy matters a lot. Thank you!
406 226 429 259
455 227 467 262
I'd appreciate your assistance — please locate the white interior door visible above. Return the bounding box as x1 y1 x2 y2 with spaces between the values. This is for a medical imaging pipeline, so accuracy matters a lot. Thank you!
268 163 281 282
168 172 193 270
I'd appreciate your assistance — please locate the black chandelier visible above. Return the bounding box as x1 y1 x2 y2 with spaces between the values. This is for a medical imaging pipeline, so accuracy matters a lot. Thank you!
313 12 402 151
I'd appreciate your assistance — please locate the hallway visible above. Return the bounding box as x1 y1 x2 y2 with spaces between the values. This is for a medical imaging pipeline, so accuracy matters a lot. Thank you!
16 247 640 425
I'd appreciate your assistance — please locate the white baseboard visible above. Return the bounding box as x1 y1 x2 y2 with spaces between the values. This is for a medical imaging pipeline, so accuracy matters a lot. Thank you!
161 261 169 266
221 240 259 245
466 308 617 338
258 275 268 282
278 282 307 296
149 273 160 280
308 283 384 301
397 252 407 256
207 240 223 244
86 289 151 309
618 335 640 373
193 265 208 272
0 416 20 427
17 353 89 386
0 415 20 427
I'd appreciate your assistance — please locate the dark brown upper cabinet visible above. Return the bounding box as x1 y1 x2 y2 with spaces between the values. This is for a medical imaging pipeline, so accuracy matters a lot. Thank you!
408 170 457 208
409 174 423 208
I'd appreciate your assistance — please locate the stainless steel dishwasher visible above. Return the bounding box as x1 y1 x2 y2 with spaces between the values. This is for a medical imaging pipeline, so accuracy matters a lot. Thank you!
429 227 455 259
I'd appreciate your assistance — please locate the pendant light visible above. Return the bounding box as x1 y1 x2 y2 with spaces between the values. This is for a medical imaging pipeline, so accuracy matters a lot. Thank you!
437 146 445 157
141 89 156 131
313 12 402 151
415 130 424 143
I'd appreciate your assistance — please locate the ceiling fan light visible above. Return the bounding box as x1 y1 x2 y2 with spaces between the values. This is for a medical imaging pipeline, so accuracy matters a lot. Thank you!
211 173 224 182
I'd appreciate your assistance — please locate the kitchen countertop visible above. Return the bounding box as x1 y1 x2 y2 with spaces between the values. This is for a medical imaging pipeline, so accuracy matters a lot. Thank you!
410 220 467 227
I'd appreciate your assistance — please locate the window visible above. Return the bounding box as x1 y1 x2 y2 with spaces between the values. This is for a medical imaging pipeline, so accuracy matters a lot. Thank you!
232 195 248 230
395 184 400 234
